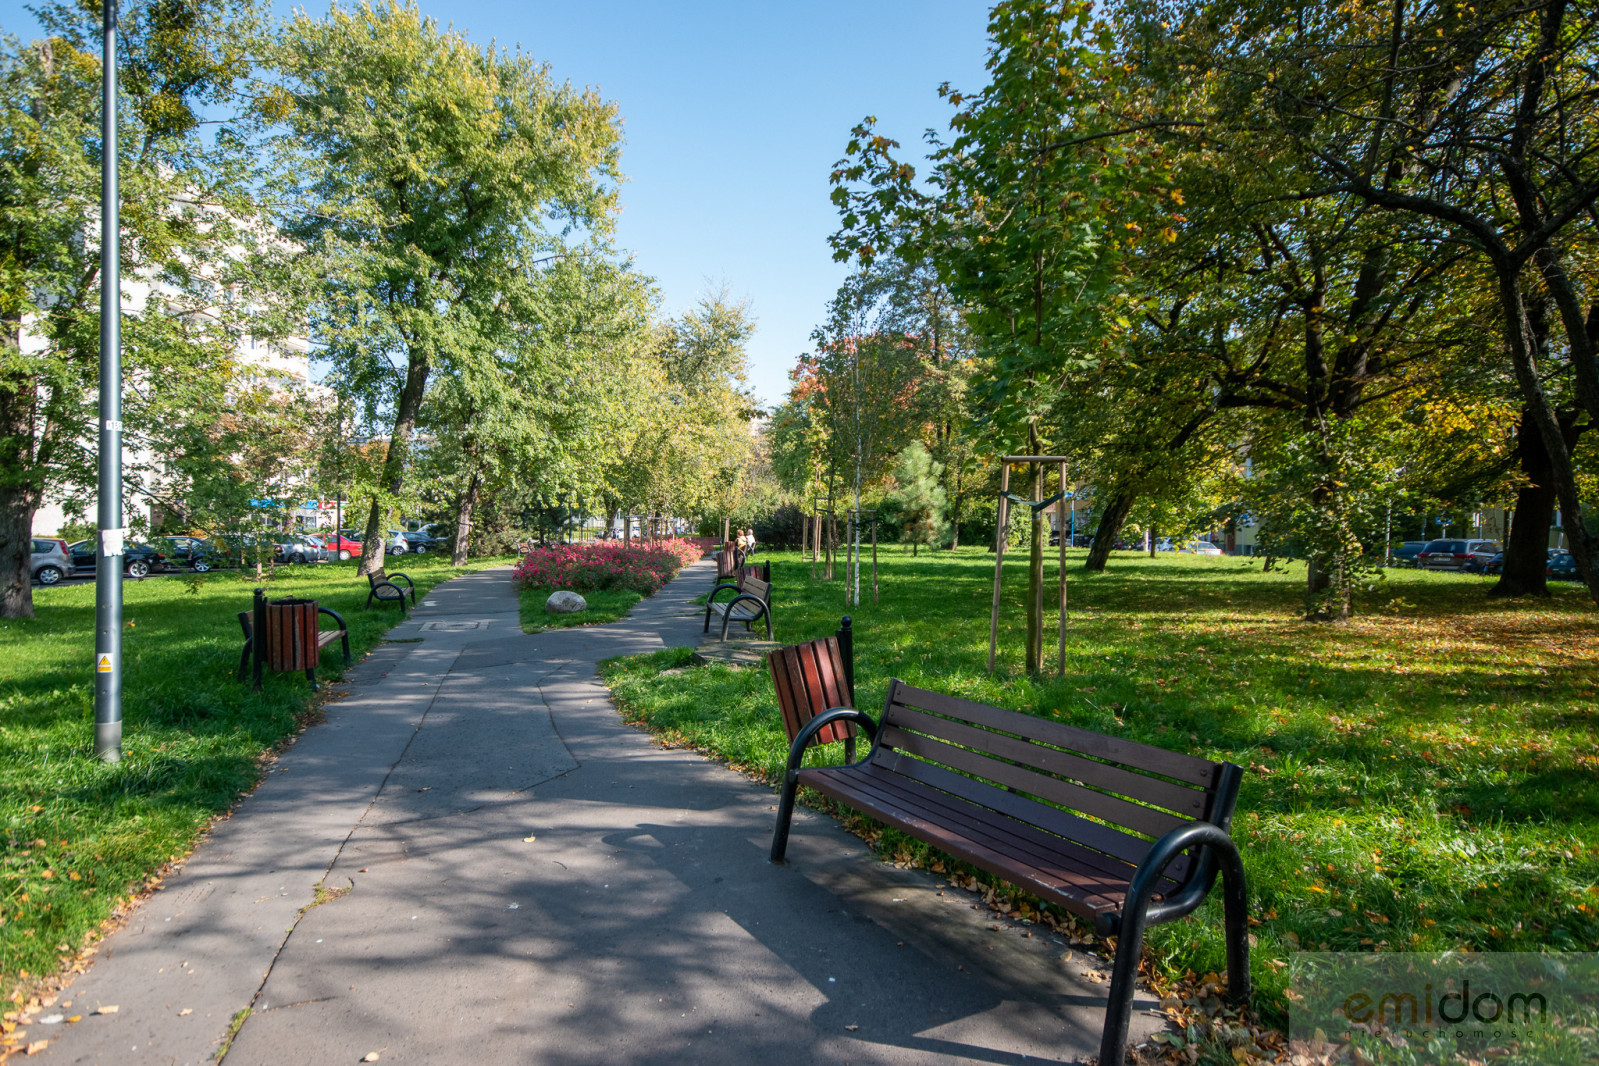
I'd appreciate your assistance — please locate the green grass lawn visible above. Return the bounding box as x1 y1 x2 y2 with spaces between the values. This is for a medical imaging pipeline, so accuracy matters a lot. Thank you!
0 555 512 995
517 584 642 633
600 545 1599 1022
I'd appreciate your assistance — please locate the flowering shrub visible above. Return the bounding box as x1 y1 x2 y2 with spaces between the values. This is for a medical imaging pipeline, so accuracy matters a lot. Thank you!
512 538 705 596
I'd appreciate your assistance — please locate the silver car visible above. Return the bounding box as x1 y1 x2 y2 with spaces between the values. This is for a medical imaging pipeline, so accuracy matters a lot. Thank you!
30 537 71 586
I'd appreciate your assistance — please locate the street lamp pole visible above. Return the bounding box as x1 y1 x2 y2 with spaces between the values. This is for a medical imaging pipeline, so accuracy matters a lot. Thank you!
94 0 123 762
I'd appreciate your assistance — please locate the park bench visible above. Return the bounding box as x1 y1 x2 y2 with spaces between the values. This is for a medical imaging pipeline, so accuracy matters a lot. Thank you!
703 574 772 641
237 596 349 691
365 567 416 613
769 679 1251 1066
768 616 859 763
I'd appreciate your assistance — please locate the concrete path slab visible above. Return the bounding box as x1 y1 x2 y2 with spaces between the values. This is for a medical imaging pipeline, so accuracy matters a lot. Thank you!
34 559 1161 1065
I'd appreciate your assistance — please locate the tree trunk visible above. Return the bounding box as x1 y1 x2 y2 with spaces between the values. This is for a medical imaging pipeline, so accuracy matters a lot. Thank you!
451 466 482 567
1494 269 1599 605
0 318 41 618
1149 526 1158 559
1492 407 1576 597
949 463 963 549
1084 489 1136 572
358 351 430 576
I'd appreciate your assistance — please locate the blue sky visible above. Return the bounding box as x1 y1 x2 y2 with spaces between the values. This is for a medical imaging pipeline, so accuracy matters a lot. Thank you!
0 0 994 408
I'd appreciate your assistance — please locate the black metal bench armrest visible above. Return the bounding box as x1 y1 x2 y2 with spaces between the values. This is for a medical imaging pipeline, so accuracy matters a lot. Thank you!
770 708 877 864
783 707 876 774
317 605 347 631
387 571 415 592
1096 820 1251 1065
707 582 742 603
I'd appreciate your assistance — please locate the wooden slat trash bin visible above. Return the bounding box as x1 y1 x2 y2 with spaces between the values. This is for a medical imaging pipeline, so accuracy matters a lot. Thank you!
242 588 350 692
266 598 320 672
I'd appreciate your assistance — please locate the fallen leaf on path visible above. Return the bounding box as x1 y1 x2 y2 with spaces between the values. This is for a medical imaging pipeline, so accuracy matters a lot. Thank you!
177 1009 192 1017
362 1051 383 1062
845 1024 859 1032
25 1040 48 1054
522 835 536 843
94 1005 117 1015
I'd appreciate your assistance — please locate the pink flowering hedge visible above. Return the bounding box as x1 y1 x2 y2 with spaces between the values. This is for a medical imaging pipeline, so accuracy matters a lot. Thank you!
512 538 705 596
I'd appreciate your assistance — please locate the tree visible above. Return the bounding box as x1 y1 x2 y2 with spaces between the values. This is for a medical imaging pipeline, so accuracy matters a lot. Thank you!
1195 0 1599 602
267 0 622 574
0 0 269 618
888 442 948 555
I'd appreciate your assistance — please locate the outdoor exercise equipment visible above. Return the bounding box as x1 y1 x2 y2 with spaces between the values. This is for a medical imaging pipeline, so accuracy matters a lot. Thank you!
987 455 1071 676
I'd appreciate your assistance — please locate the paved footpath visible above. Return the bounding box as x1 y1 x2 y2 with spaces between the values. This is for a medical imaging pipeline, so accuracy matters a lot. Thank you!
38 559 1159 1065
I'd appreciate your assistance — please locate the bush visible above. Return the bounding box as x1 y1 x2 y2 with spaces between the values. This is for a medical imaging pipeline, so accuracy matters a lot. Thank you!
511 538 702 596
753 504 807 550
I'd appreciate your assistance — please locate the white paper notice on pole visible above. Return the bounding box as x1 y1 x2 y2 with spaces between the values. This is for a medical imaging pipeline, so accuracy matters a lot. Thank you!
101 527 126 556
104 419 122 432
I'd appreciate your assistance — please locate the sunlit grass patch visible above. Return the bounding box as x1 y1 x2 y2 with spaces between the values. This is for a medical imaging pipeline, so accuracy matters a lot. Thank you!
517 584 643 633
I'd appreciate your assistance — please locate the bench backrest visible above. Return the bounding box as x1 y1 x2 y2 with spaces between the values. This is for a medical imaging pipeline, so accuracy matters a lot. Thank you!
768 635 855 747
870 681 1239 887
741 576 770 603
367 569 387 586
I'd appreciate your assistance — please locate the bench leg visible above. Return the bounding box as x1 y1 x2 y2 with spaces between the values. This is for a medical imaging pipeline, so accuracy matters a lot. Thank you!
237 639 251 683
703 604 712 633
305 666 318 692
340 630 351 666
761 610 771 640
720 611 732 641
769 768 802 865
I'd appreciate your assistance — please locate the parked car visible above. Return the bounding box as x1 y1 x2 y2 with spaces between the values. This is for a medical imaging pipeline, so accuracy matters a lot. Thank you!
1482 551 1504 576
1388 541 1429 567
1548 551 1581 581
317 533 362 560
29 538 71 585
276 535 328 565
160 535 217 572
1185 540 1223 555
68 539 167 578
401 530 445 554
1416 539 1500 572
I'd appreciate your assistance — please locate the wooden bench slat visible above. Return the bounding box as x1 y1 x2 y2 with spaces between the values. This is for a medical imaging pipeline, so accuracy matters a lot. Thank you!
878 721 1194 841
815 762 1188 899
872 739 1177 874
772 641 853 746
799 767 1135 917
890 683 1219 788
883 705 1208 820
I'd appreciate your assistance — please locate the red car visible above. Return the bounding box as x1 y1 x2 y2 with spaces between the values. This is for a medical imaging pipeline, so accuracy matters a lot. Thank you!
315 533 362 560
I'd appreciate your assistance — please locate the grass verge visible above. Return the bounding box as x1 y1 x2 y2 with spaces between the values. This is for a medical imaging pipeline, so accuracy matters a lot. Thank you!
600 545 1599 1024
0 554 512 998
516 584 643 633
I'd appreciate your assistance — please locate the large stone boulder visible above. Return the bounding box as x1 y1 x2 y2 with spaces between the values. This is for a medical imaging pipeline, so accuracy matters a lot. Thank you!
545 590 588 614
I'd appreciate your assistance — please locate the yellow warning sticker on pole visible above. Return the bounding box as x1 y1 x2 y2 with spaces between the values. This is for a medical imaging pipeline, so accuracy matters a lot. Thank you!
96 654 113 673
